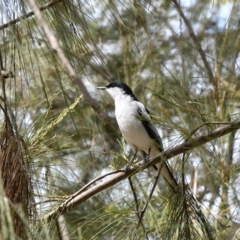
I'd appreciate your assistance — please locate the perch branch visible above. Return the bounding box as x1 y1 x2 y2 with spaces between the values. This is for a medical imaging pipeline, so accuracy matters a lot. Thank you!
44 119 240 222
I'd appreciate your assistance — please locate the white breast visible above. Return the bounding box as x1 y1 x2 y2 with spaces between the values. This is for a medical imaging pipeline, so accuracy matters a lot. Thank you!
115 97 159 157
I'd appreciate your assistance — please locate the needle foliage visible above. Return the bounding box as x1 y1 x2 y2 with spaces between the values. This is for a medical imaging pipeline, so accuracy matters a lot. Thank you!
0 0 240 239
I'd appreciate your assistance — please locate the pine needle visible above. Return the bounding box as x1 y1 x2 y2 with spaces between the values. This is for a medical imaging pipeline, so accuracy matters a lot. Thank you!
31 94 83 146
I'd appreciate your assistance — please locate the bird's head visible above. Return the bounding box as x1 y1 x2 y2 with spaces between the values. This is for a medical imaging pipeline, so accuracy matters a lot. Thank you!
97 82 138 102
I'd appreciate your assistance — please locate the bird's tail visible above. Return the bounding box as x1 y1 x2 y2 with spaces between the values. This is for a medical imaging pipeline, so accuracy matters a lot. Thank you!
154 157 178 193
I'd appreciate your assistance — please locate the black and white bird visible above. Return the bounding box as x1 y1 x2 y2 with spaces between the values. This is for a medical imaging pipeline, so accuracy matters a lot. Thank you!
98 82 178 191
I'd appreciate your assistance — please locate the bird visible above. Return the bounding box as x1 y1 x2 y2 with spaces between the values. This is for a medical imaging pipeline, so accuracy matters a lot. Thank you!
97 82 178 192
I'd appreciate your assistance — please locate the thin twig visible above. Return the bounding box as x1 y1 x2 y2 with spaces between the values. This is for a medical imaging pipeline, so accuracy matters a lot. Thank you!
72 5 113 82
0 50 8 121
0 0 63 31
128 177 148 239
128 177 140 214
137 161 163 228
171 0 214 83
181 153 191 239
64 169 125 206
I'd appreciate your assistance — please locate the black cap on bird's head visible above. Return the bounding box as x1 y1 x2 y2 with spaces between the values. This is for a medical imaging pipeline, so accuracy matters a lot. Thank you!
97 82 139 101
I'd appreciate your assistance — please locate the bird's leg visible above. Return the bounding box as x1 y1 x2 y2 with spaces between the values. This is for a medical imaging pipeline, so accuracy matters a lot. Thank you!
125 150 138 172
143 148 151 164
143 148 159 170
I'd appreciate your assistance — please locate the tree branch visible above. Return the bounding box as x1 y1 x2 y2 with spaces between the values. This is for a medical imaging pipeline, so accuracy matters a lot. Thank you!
28 0 109 121
0 0 63 31
45 119 240 222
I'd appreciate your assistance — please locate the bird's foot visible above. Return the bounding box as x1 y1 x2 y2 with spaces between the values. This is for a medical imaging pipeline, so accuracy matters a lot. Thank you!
125 151 138 172
143 148 151 164
125 164 131 173
143 154 150 164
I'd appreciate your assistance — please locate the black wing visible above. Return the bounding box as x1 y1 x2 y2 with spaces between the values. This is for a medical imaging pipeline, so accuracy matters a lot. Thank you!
137 103 178 191
137 106 164 152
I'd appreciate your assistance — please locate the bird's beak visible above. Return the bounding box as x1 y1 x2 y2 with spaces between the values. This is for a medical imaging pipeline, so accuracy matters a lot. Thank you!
97 86 106 90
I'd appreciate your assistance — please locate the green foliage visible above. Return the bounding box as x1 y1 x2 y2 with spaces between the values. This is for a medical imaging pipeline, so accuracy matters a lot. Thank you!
0 0 240 239
0 180 16 240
